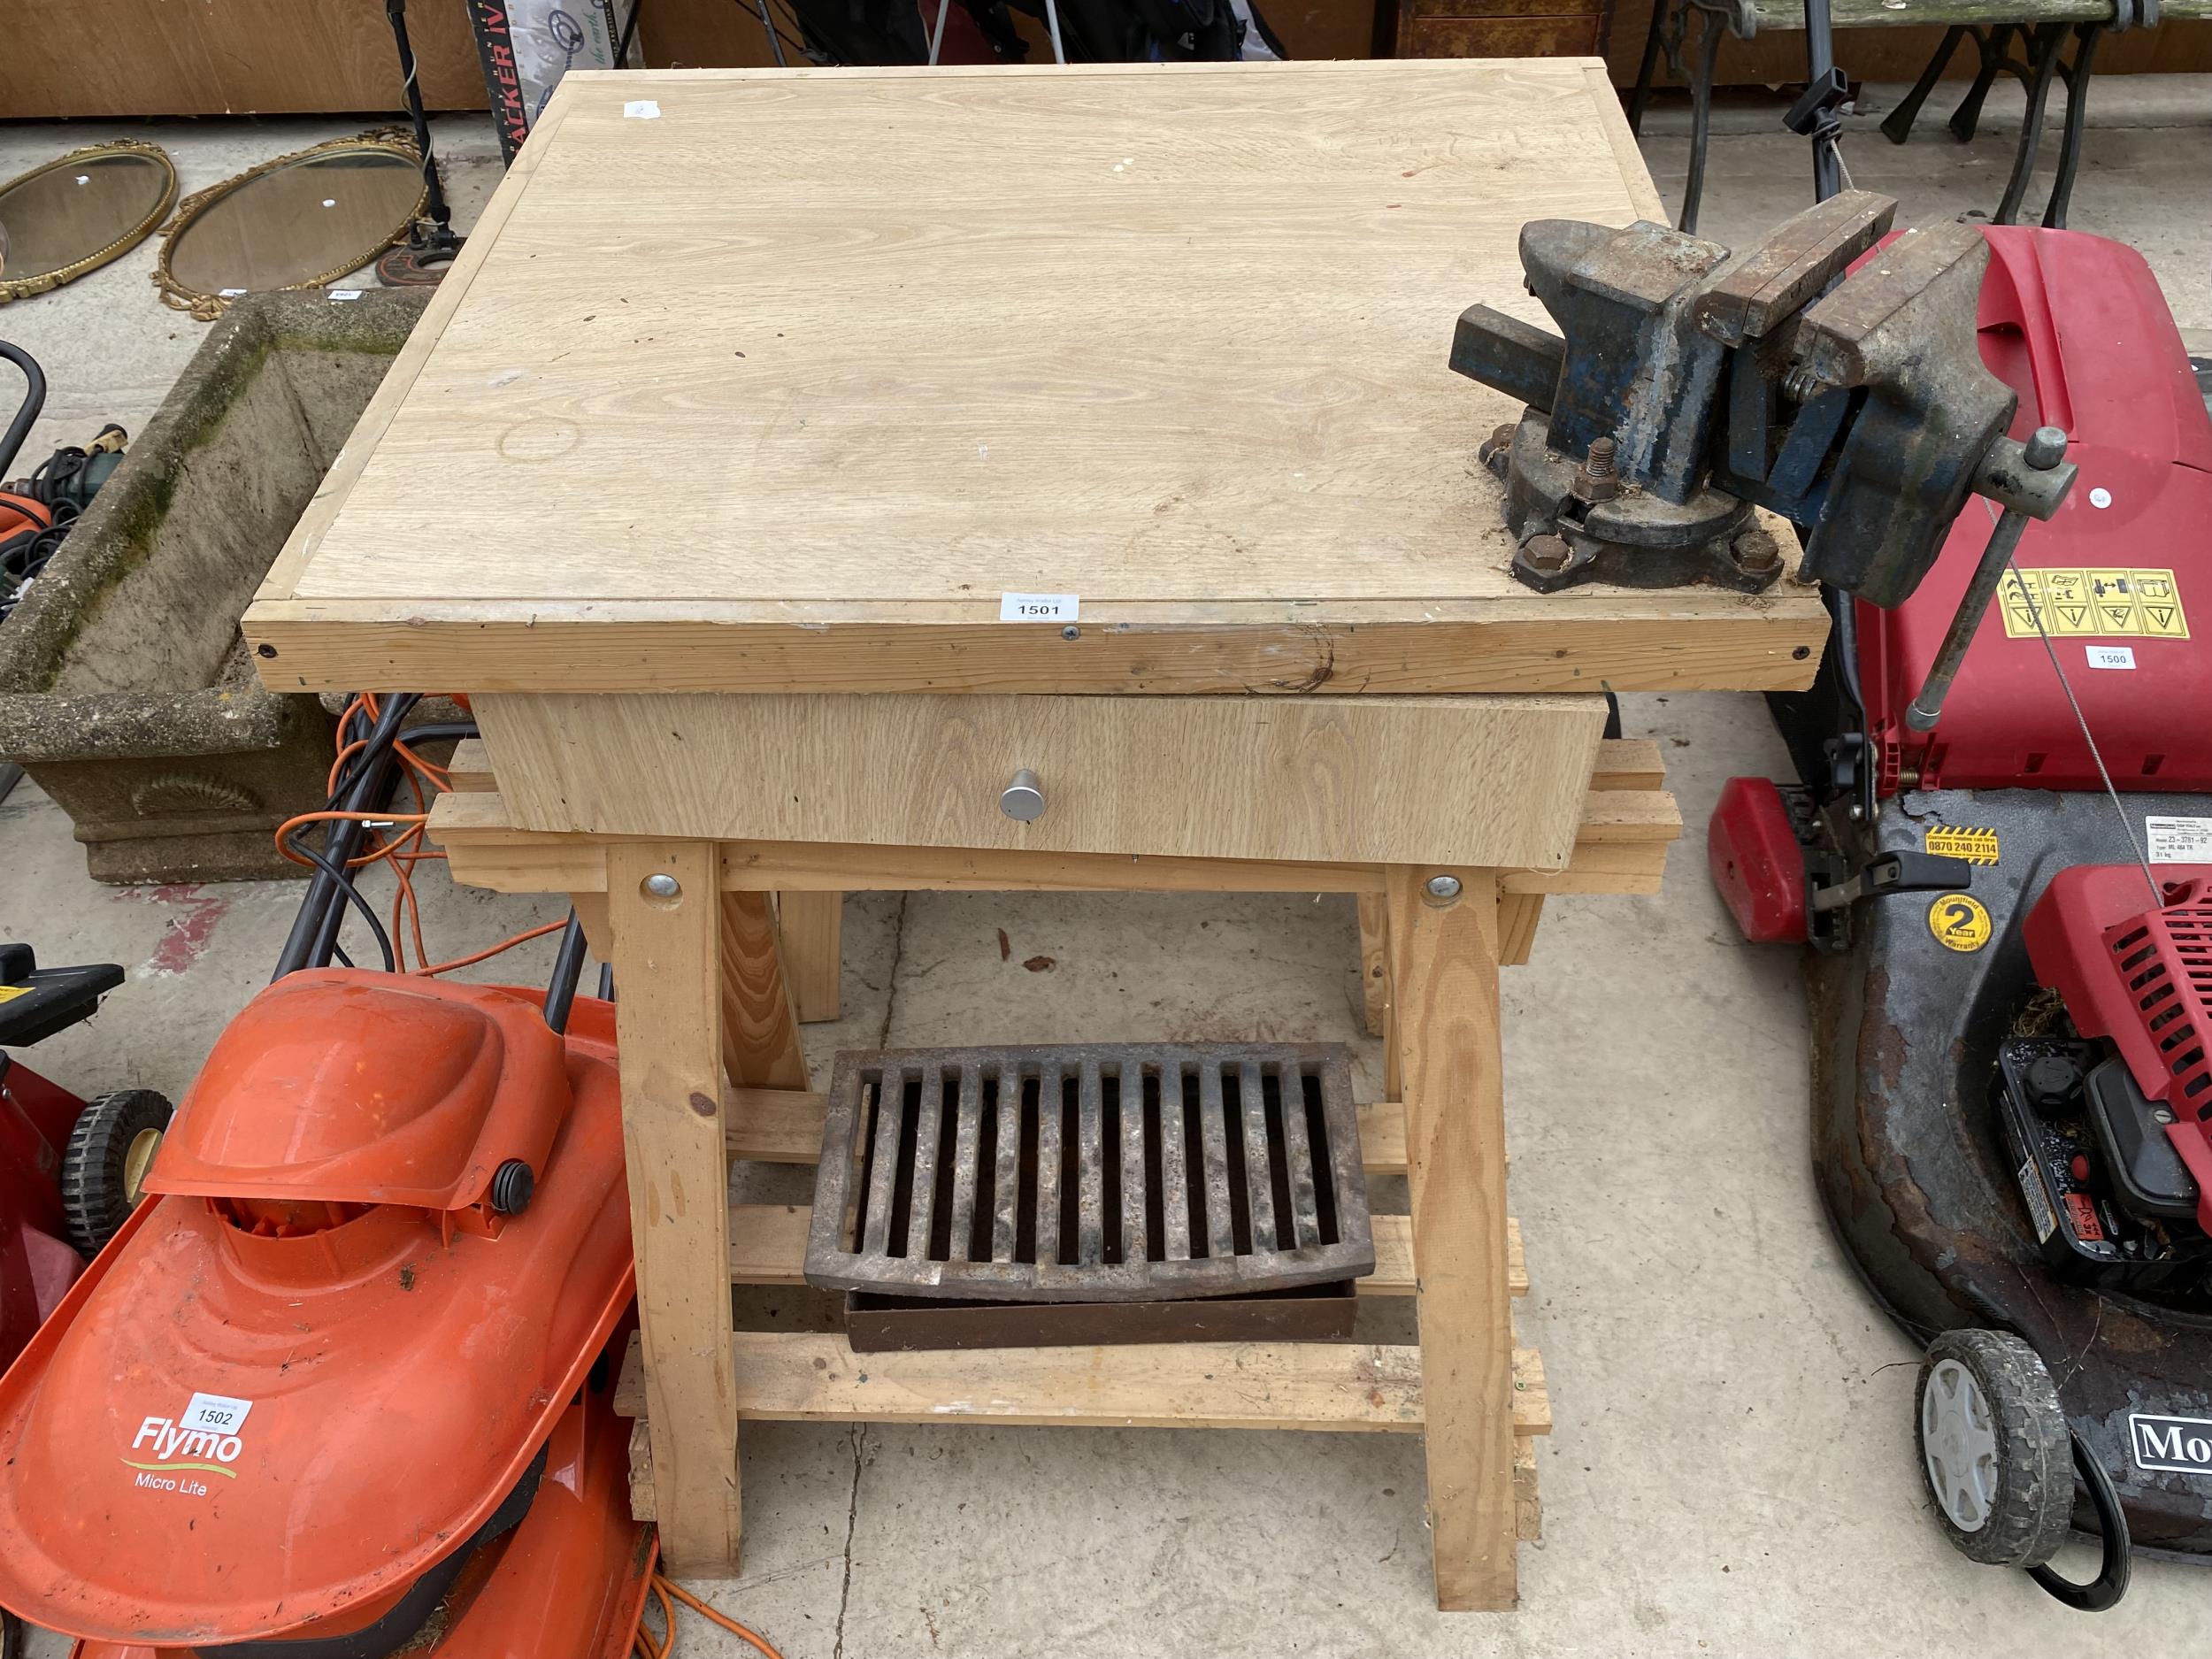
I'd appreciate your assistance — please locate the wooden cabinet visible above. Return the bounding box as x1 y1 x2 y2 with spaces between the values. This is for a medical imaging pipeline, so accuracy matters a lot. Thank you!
1395 0 1608 58
2 0 487 119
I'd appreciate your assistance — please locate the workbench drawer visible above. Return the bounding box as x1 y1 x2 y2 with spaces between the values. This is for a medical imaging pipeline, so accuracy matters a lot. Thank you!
474 692 1607 870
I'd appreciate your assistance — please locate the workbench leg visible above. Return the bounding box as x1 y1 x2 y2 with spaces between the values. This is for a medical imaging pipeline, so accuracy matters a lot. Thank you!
720 889 810 1090
1387 865 1517 1611
776 891 843 1023
1356 891 1390 1038
1379 890 1403 1102
1497 893 1546 968
570 892 611 959
605 842 741 1577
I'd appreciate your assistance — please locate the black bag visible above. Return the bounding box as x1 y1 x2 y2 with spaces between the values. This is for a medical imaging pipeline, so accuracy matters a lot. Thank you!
775 0 1279 65
780 0 1028 62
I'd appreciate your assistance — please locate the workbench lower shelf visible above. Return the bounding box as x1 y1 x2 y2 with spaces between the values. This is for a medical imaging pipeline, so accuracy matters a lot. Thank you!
613 1179 1546 1564
613 1327 1548 1535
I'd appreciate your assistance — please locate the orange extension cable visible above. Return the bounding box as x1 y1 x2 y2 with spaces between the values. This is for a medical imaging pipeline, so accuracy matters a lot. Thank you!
273 695 562 978
632 1570 787 1659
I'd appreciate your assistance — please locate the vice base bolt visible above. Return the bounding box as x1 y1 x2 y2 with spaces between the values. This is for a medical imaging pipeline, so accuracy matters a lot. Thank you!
643 872 682 899
1732 527 1781 575
1425 873 1463 901
1522 534 1571 573
1570 435 1622 504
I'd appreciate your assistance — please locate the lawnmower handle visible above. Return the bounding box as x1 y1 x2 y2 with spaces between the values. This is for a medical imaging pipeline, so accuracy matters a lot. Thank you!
0 340 47 484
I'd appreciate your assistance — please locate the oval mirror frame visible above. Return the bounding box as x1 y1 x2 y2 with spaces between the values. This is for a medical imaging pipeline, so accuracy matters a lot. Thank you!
154 131 428 321
0 139 179 304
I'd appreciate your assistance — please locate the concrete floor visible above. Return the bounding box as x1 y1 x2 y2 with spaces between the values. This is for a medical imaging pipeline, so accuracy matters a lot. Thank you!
4 70 2212 1655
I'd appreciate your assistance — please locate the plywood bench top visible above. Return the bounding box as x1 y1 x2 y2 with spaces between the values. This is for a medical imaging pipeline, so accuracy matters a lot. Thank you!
244 60 1827 698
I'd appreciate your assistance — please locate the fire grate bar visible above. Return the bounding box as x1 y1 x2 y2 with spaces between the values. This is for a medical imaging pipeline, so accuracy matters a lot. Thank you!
803 1041 1374 1302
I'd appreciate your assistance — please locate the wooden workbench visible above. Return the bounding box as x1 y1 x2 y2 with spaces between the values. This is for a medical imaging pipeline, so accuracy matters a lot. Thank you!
244 58 1826 1611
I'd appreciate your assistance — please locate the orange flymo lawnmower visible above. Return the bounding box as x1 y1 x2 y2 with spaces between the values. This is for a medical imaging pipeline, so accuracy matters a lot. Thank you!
0 699 658 1657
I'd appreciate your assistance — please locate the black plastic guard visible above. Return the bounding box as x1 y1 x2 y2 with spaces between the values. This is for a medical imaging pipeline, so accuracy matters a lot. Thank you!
1815 787 2212 1555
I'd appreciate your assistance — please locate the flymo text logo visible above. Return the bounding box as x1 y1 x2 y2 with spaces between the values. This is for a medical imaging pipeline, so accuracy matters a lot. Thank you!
123 1391 254 1488
2130 1413 2212 1476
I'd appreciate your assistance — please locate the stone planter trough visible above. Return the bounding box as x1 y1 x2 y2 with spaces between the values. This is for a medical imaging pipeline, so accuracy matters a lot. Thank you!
0 288 429 882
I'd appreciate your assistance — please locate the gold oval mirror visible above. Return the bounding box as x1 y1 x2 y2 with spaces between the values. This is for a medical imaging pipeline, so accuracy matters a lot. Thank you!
0 140 178 304
155 133 428 320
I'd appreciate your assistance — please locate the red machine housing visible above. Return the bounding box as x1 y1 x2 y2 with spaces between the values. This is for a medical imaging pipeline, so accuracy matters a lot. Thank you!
1709 776 1810 943
0 1061 92 1369
2024 864 2212 1232
1855 227 2212 795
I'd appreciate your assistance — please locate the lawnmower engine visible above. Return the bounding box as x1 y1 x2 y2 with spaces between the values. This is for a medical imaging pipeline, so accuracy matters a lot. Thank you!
2001 868 2212 1296
0 972 649 1657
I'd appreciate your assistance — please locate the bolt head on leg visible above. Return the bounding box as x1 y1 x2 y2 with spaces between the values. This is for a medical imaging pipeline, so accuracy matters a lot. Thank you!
643 872 682 900
1425 873 1463 902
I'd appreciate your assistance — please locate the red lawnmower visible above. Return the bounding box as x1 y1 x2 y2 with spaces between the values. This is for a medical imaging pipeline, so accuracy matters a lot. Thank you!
0 949 173 1374
0 949 173 1659
1711 225 2212 1608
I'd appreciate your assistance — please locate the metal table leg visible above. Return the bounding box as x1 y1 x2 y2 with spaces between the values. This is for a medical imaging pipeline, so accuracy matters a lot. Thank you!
2042 22 2105 227
1881 25 1969 145
753 0 788 66
1949 22 2019 142
1678 1 1729 234
1628 0 1677 135
1993 21 2069 225
1794 0 1847 203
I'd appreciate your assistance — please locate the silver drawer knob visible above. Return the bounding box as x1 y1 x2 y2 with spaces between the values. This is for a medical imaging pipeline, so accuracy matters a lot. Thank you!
1000 768 1045 821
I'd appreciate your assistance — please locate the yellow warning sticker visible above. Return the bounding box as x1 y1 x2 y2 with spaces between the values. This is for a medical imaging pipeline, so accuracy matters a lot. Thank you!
0 986 25 1002
2001 568 2189 639
1928 895 1993 954
1924 826 2001 865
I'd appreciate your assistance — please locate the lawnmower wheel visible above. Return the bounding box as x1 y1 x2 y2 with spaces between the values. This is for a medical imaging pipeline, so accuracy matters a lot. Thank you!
1916 1329 2073 1569
59 1088 173 1259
